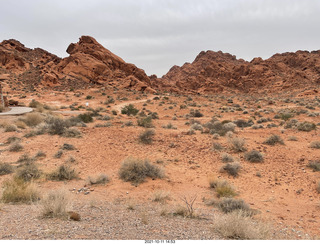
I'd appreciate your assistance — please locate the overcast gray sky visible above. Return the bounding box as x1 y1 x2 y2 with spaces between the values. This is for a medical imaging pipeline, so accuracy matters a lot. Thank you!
1 0 320 76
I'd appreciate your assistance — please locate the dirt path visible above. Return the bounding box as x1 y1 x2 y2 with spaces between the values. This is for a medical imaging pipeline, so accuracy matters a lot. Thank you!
0 107 33 116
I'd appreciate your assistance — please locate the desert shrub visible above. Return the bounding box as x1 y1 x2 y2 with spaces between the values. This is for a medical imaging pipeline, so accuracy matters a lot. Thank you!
21 113 44 127
310 141 320 149
223 122 236 132
307 160 320 172
4 124 17 132
61 143 75 150
0 163 14 176
15 163 41 181
213 210 271 240
279 113 294 121
17 154 35 164
47 164 78 181
86 174 109 185
5 136 20 144
119 157 164 185
245 150 264 163
77 113 93 123
263 134 284 145
228 137 247 152
209 179 237 198
287 136 298 141
1 178 40 204
15 120 27 129
216 198 251 215
121 104 139 116
297 121 316 132
137 116 154 128
139 129 155 144
220 163 241 177
162 123 177 129
221 153 234 163
63 128 82 138
54 150 63 158
191 123 203 131
213 142 224 151
189 109 203 117
9 142 23 152
41 189 70 218
29 99 42 108
151 190 171 203
35 150 46 159
233 119 253 128
45 116 69 135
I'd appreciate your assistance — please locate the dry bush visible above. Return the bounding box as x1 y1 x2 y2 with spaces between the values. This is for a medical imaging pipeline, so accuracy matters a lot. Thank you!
151 190 171 203
15 163 41 181
1 178 40 204
45 116 69 135
220 163 241 177
139 129 155 144
297 121 316 132
310 141 320 149
119 157 164 185
20 113 44 127
287 136 298 141
137 116 154 128
15 120 27 129
62 128 82 138
86 174 109 185
8 142 23 152
0 163 14 176
216 198 251 215
228 137 247 152
263 134 284 146
307 160 320 172
221 153 235 163
40 189 70 219
47 164 78 181
4 124 17 132
213 142 224 151
245 150 264 163
213 210 272 240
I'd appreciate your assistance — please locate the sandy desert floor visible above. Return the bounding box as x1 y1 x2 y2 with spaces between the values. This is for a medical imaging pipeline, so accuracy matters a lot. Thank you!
0 87 319 239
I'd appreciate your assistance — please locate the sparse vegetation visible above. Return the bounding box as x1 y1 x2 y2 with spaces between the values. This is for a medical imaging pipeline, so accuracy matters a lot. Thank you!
152 190 171 203
139 129 155 144
220 162 241 177
1 178 40 204
209 178 237 198
15 163 41 181
121 104 139 116
9 142 24 152
297 121 316 132
0 163 14 176
228 137 247 152
137 116 154 128
263 134 284 146
215 198 251 215
47 164 78 181
119 157 164 185
307 160 320 172
310 141 320 149
41 189 70 219
245 150 264 163
86 174 109 185
221 153 234 163
213 210 271 240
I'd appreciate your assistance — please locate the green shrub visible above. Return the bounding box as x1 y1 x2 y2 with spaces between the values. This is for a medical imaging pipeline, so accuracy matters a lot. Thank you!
137 116 154 128
1 178 40 204
263 134 284 145
119 157 164 185
121 104 139 116
245 150 264 163
77 113 93 123
209 179 237 198
139 129 155 145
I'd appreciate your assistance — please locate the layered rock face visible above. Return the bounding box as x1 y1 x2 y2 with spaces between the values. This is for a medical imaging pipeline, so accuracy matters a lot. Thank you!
159 50 320 94
0 36 154 92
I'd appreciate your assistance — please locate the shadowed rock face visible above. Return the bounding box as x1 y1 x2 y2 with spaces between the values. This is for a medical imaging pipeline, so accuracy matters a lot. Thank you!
158 50 320 94
0 36 155 92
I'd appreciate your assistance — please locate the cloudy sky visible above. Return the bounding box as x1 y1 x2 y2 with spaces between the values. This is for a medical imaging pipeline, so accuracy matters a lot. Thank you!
1 0 320 76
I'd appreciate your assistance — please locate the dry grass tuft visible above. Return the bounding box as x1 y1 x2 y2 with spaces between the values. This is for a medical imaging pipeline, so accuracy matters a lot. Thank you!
40 189 70 219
